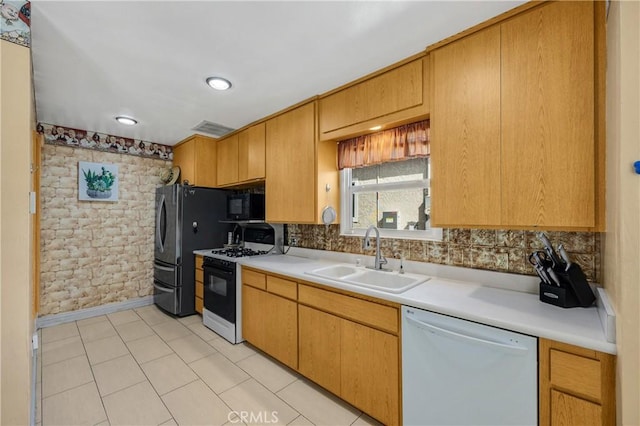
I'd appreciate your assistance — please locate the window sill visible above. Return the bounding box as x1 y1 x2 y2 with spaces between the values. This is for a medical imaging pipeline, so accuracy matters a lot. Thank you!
340 227 443 242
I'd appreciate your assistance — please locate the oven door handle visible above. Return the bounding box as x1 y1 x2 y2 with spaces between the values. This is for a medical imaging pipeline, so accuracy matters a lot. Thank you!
203 266 235 277
153 282 174 293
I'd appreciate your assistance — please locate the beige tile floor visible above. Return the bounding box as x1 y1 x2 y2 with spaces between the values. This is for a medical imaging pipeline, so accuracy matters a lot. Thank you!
37 305 382 426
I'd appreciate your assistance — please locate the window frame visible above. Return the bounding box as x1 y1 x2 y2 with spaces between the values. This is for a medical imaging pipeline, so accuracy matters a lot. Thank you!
339 162 442 241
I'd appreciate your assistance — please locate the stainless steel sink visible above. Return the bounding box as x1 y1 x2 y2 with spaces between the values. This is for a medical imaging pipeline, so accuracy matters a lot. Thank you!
305 264 430 293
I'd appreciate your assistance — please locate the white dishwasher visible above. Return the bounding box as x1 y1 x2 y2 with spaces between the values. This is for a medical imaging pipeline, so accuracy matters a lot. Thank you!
402 306 537 426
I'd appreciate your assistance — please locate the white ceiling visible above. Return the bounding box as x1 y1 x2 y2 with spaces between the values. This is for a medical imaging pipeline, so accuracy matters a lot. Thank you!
31 1 526 146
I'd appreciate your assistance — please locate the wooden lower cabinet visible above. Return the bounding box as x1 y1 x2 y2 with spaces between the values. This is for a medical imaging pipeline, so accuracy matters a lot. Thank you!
242 285 267 349
550 390 602 426
241 274 298 370
340 318 399 425
194 255 204 314
262 291 297 369
298 305 341 395
539 338 615 426
297 285 400 426
242 267 401 425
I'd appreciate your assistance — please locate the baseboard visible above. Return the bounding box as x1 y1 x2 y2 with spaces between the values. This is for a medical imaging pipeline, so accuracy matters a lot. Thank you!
36 296 154 329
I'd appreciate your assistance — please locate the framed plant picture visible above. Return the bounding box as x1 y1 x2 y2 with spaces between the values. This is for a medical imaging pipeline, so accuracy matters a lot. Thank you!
78 161 119 202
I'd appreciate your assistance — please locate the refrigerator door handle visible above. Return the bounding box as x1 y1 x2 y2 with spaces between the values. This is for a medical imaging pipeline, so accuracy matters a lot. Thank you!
154 263 174 273
156 194 166 253
153 281 174 293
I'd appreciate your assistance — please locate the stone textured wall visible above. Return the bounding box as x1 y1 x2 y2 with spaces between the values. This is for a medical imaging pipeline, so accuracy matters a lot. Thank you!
288 225 601 282
40 144 168 315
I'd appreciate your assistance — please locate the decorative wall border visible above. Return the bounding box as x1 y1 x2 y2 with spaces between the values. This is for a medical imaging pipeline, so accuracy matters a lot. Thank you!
37 122 173 161
0 1 30 48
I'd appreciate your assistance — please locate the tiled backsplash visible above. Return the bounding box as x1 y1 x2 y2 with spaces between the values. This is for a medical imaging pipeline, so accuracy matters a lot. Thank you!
287 225 601 282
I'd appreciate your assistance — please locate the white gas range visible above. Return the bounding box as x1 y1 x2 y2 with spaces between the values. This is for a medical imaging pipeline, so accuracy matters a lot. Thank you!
199 242 276 344
196 223 286 343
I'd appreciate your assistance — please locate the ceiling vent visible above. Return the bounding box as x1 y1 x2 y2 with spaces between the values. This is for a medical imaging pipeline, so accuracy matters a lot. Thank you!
191 120 235 137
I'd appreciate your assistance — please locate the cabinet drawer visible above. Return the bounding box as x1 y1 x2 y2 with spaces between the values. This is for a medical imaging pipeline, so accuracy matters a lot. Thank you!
298 284 398 334
195 256 203 269
550 349 601 401
195 297 203 314
551 390 602 426
195 281 203 299
195 268 203 283
243 268 266 290
267 275 297 300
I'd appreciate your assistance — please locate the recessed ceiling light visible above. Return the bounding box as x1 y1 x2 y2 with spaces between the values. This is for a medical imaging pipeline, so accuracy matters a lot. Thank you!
115 116 137 125
369 125 382 131
206 77 232 91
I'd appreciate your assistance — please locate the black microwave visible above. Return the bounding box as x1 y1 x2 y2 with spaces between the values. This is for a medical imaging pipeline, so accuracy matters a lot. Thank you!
227 193 265 221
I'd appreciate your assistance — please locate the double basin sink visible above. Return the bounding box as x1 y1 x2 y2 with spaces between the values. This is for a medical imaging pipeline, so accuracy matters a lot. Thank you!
305 263 430 294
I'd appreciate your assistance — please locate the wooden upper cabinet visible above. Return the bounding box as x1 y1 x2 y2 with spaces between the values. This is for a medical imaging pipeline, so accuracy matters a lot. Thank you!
216 134 239 186
238 122 265 182
430 1 604 230
501 1 595 228
430 25 502 227
318 55 429 141
266 100 339 224
216 123 265 187
172 134 217 187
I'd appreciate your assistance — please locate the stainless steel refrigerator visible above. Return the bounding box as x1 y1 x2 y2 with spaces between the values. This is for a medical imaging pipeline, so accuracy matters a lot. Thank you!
154 184 231 316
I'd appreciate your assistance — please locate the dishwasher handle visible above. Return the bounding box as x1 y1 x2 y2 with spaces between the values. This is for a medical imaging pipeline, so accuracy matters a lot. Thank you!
406 316 529 355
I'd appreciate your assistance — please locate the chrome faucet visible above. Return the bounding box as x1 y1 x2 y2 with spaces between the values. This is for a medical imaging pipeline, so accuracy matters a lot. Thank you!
363 225 388 270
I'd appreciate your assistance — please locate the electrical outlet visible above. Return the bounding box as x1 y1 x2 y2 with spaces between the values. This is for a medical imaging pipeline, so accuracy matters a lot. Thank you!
290 237 298 246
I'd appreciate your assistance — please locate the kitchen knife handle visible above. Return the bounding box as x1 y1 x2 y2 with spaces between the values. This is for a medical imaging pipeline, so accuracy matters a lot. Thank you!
558 244 572 271
547 267 562 287
537 232 562 267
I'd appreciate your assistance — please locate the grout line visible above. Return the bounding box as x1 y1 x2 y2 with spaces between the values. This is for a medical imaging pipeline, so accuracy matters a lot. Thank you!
43 308 363 426
75 318 111 425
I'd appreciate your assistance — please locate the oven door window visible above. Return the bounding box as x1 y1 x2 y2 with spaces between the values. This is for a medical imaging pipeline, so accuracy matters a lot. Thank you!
208 275 228 297
203 266 236 324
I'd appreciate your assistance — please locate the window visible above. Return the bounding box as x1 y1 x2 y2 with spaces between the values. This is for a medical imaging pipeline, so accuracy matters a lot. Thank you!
340 157 442 240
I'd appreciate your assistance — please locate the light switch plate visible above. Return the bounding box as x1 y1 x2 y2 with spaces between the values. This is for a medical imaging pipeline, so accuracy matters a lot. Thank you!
29 191 36 214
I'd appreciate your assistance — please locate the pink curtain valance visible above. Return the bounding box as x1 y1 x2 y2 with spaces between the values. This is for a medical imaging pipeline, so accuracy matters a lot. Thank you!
337 120 430 169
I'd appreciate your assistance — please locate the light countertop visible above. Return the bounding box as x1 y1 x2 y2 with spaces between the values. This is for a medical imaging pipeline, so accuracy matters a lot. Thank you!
244 254 615 354
194 248 616 355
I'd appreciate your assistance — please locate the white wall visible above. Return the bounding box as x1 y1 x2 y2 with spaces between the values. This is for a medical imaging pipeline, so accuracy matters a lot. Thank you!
603 1 640 424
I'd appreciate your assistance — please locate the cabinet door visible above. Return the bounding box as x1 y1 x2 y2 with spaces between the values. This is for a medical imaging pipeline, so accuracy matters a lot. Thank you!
238 123 266 182
319 57 428 141
262 292 298 370
341 320 399 426
298 305 341 395
216 134 239 186
194 137 217 188
430 26 502 227
501 1 595 227
266 102 316 223
550 390 602 426
171 140 195 185
173 136 217 187
241 284 266 350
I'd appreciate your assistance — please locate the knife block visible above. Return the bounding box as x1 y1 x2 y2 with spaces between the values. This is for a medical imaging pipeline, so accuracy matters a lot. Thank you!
539 263 596 308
